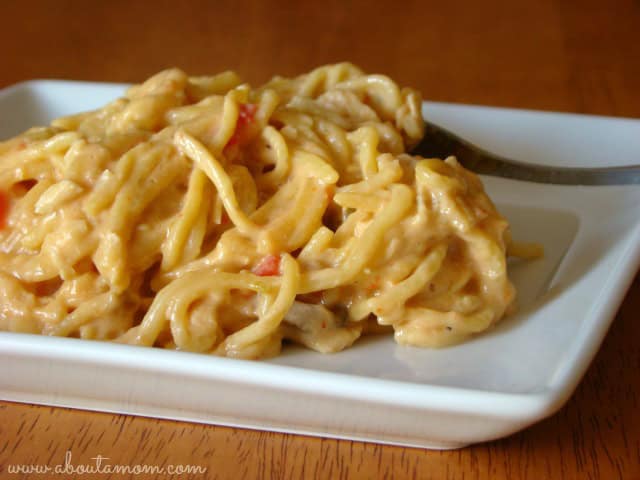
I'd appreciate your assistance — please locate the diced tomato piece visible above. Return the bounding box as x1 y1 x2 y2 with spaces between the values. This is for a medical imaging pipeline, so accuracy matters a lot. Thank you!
226 103 258 148
239 103 257 123
0 191 9 230
252 254 281 276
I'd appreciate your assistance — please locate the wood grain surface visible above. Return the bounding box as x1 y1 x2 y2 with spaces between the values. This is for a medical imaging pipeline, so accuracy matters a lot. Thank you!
1 1 639 478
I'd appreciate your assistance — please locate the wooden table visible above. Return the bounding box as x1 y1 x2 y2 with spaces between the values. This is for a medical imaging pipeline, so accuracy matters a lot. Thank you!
1 1 639 478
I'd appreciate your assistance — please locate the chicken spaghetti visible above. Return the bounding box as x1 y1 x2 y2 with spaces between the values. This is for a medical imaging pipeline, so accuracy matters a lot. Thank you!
0 63 523 358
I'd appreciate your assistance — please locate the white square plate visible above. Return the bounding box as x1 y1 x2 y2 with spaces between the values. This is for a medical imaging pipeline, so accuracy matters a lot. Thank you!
1 80 639 449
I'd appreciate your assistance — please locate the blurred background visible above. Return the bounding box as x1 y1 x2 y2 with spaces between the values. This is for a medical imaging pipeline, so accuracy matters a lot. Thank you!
2 0 638 116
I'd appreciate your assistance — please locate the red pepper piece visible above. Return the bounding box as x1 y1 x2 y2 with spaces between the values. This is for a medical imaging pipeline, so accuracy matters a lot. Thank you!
0 191 9 230
252 254 281 276
226 103 258 148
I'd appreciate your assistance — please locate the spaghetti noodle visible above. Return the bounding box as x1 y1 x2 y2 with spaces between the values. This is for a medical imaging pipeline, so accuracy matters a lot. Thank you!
0 63 523 358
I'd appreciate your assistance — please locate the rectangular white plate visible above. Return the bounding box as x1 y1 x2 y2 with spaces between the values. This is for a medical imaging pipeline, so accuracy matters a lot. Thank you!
1 80 640 449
